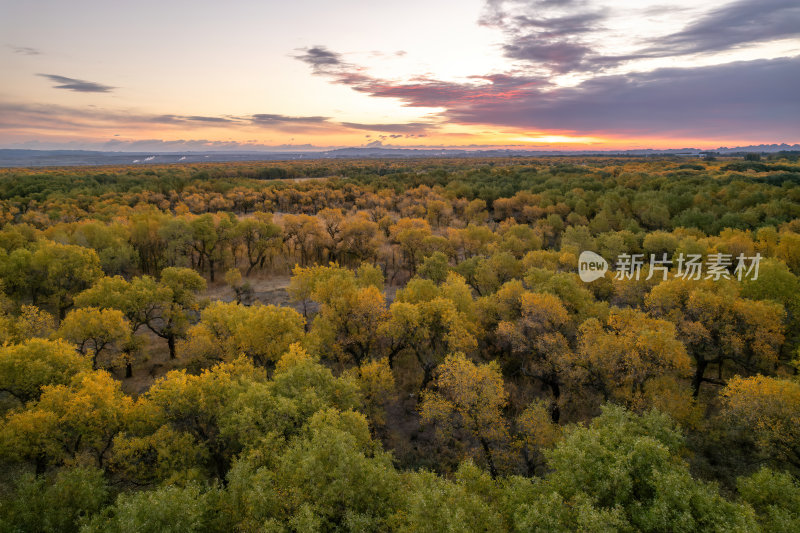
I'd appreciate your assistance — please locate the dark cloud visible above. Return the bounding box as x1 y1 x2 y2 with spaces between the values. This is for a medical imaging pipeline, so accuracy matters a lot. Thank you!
502 40 593 74
1 103 423 137
292 46 373 86
292 38 799 139
510 11 605 38
150 114 240 125
646 0 800 56
340 122 432 133
480 0 610 73
444 56 800 138
293 46 344 71
296 50 545 109
9 45 41 55
250 114 330 125
482 0 800 75
185 115 237 123
99 139 323 152
37 74 115 93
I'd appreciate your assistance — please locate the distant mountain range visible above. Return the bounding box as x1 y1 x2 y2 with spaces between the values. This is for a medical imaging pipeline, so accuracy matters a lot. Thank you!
1 144 798 168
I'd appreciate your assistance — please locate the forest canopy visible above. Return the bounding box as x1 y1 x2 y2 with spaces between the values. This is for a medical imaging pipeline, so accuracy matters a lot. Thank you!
1 156 799 532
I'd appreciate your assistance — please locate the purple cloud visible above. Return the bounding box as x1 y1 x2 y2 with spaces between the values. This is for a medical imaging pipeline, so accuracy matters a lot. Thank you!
38 74 115 93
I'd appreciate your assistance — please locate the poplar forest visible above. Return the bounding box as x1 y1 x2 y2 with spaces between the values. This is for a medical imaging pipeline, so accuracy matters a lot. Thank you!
1 156 800 532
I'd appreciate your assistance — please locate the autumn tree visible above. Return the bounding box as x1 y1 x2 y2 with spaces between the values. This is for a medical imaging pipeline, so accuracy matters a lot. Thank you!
235 213 281 274
515 399 561 475
298 263 388 367
339 213 381 266
389 217 432 274
75 268 206 358
740 258 800 357
0 371 133 473
282 213 323 266
646 279 785 396
345 357 395 428
420 352 510 478
128 210 170 274
0 240 103 318
383 277 477 385
189 213 236 282
0 304 55 344
318 207 345 261
57 307 131 370
224 268 253 304
179 301 304 368
570 308 692 416
0 338 91 405
497 291 573 421
720 375 800 469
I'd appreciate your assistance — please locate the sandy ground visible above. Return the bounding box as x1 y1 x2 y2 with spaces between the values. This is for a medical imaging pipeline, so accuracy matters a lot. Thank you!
116 270 402 395
117 272 297 395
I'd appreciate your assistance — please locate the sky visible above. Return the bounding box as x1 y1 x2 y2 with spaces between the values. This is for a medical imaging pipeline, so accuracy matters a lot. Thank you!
0 0 798 151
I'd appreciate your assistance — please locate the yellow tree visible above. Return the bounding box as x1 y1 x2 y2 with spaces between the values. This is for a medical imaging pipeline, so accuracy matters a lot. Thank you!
309 285 389 367
0 240 103 318
235 213 282 274
0 304 55 344
383 280 477 386
318 207 345 261
515 399 561 475
74 268 206 360
344 357 395 428
0 338 91 405
496 291 572 422
571 308 692 411
57 307 131 370
339 213 381 266
646 279 785 397
180 301 305 368
151 267 207 359
0 371 132 472
419 352 509 478
389 218 432 274
188 212 236 282
720 375 800 469
282 213 323 266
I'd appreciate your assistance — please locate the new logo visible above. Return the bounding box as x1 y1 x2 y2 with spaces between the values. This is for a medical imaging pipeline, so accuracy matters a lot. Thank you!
579 251 608 282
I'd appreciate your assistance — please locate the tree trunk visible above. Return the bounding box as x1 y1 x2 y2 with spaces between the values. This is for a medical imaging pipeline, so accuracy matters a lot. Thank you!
549 380 561 423
167 334 176 359
691 359 708 397
480 437 498 479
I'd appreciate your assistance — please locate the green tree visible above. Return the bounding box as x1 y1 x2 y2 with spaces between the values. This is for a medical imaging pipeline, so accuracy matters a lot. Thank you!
537 405 757 532
737 467 800 533
0 240 103 318
0 467 109 533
